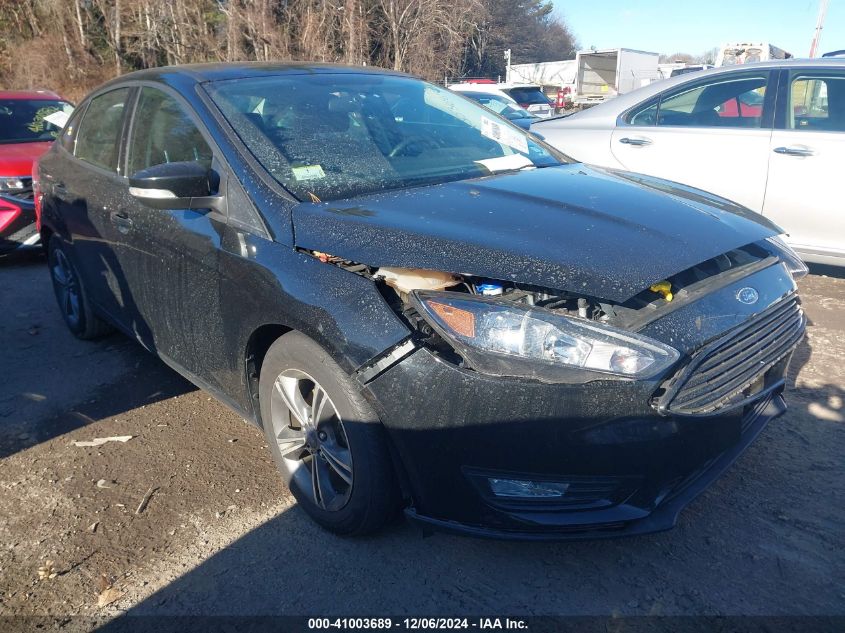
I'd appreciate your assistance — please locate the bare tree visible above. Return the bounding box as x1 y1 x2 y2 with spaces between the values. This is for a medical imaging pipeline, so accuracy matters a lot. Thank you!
0 0 576 95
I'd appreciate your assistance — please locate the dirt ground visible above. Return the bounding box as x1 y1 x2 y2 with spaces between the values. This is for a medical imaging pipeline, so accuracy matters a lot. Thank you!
0 249 843 623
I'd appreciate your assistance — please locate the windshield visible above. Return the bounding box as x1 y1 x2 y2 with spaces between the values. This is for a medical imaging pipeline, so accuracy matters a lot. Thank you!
207 74 565 201
0 99 74 144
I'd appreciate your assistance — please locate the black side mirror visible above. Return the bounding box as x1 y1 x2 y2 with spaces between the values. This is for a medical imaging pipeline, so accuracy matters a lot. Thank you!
129 161 222 211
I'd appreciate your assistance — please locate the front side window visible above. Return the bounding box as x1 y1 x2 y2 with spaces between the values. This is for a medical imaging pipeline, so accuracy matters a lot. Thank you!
75 88 130 171
0 99 74 144
627 75 768 128
207 74 566 201
127 88 213 175
790 74 845 132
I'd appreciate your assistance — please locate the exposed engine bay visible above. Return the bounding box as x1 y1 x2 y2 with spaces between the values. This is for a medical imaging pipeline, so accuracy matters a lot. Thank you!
302 240 778 335
299 239 797 385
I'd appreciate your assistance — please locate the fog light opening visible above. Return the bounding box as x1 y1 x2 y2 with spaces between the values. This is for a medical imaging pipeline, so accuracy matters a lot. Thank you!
488 477 570 498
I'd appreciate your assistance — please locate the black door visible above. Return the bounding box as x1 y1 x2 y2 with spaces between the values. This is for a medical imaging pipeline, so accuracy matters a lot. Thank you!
119 86 228 376
52 87 135 328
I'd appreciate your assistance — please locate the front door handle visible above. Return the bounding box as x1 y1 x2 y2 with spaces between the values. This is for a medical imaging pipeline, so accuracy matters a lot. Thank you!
110 211 133 234
619 137 653 146
774 146 814 157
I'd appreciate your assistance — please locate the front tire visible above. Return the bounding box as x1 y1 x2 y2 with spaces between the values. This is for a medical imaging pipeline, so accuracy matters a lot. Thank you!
48 237 112 340
259 331 400 535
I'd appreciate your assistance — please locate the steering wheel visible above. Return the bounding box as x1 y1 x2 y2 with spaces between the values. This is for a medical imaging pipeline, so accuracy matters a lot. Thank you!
388 135 440 158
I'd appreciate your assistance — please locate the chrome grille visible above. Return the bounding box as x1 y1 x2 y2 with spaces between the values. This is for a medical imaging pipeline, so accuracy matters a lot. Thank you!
657 295 805 415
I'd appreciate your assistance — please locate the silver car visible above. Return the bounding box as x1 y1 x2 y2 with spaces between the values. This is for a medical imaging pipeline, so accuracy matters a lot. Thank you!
535 59 845 266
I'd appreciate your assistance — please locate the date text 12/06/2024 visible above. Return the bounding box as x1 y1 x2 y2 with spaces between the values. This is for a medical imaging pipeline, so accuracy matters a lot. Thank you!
307 618 529 630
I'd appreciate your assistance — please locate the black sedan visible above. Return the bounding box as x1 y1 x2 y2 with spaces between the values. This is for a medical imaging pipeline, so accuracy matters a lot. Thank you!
35 63 806 539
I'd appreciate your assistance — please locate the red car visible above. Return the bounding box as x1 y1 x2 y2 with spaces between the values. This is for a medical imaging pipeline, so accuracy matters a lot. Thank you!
0 90 72 254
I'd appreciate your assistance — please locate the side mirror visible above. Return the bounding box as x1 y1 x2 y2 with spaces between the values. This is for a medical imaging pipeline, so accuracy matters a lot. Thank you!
128 161 222 211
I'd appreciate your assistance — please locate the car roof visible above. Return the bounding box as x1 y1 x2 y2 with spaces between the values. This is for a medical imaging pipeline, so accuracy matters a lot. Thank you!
496 84 543 90
450 84 520 104
95 62 408 92
540 58 845 127
451 83 541 91
0 90 64 100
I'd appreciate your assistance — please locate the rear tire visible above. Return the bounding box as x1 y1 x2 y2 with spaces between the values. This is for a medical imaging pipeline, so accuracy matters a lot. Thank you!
47 237 113 340
259 331 401 535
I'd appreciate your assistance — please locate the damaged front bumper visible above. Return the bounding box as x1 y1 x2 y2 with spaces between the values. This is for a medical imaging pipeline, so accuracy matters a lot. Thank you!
354 255 803 540
363 336 794 540
404 393 787 540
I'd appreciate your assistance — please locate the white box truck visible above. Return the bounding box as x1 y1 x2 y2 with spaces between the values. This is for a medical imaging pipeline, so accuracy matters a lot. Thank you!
574 48 660 105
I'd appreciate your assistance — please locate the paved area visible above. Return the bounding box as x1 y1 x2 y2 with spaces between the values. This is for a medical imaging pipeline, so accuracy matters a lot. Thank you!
0 249 843 619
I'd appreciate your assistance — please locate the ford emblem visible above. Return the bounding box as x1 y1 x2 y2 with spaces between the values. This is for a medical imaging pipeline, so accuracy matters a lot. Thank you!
736 287 759 305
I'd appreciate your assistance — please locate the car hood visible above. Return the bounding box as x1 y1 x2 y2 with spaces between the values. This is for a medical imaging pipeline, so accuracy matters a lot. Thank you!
292 164 779 303
0 141 52 176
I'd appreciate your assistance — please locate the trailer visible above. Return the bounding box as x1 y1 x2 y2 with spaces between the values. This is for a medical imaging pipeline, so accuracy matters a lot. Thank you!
574 48 660 105
506 60 577 92
505 60 577 111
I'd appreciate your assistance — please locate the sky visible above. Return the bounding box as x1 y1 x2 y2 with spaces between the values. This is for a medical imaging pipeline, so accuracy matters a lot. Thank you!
555 0 843 58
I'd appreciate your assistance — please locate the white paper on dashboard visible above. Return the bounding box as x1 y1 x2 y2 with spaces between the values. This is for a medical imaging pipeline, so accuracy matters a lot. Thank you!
479 116 529 154
43 110 71 128
474 154 535 174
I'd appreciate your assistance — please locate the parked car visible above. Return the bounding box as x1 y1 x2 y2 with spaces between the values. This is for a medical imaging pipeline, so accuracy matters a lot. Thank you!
449 82 554 118
37 63 807 539
534 59 845 266
0 90 72 254
448 87 535 130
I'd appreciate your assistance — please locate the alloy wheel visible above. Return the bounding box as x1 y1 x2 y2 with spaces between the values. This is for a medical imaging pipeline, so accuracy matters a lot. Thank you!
51 248 81 328
270 369 354 511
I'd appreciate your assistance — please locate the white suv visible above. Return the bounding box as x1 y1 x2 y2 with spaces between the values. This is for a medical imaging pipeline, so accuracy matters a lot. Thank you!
449 83 553 118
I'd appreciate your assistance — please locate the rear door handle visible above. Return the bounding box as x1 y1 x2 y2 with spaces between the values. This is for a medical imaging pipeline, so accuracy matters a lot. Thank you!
619 137 653 146
774 146 814 157
110 211 133 234
53 182 68 197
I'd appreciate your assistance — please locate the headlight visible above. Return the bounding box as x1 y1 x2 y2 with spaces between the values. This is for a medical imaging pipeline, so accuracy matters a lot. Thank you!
412 291 680 383
766 236 808 280
0 176 29 194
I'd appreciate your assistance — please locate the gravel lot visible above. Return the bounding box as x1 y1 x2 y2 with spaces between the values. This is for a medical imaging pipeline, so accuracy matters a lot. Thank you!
1 249 843 621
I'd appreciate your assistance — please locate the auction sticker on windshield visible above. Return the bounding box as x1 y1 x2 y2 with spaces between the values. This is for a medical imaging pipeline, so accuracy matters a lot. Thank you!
479 116 528 154
292 165 326 181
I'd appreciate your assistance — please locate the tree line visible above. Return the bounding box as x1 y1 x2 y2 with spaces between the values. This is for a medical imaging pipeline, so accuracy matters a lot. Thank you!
0 0 576 100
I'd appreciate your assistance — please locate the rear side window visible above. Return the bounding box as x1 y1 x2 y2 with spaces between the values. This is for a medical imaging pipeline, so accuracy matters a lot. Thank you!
505 88 549 105
60 105 86 153
790 74 845 132
75 88 130 171
127 87 212 175
627 75 768 128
